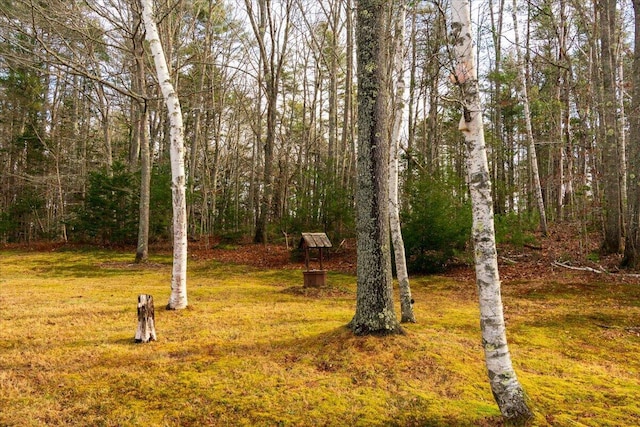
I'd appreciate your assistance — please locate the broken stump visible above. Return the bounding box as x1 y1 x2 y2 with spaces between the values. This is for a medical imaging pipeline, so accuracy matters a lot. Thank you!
135 294 157 343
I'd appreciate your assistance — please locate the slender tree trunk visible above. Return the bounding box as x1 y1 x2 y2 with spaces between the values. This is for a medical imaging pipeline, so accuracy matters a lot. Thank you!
406 5 417 183
136 100 151 263
133 8 151 264
450 0 532 421
623 0 640 268
141 0 188 309
389 2 415 324
245 0 291 244
511 0 547 236
340 0 354 188
599 0 623 253
96 84 114 174
618 60 628 224
488 0 505 215
328 3 339 176
349 0 402 336
346 0 357 190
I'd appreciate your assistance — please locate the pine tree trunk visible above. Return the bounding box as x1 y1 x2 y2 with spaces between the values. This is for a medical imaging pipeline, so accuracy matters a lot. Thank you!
141 0 188 309
450 0 532 421
349 0 402 336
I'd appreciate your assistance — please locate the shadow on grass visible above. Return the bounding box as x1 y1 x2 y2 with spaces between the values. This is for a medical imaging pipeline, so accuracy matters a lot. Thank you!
29 261 169 278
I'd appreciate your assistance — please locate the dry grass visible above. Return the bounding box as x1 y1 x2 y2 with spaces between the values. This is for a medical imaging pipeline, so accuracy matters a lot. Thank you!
1 248 639 426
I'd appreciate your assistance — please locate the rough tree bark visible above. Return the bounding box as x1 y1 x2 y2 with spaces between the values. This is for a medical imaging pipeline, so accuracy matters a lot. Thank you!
349 0 402 336
623 0 640 268
141 0 188 309
389 1 415 323
132 6 151 264
599 0 623 253
135 294 157 343
450 0 532 421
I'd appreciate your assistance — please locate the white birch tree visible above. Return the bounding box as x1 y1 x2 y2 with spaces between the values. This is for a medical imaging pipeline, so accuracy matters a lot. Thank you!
141 0 188 309
450 0 532 421
389 2 415 323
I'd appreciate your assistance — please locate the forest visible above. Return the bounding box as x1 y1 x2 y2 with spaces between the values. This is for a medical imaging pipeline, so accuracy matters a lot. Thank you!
1 0 640 425
2 0 638 265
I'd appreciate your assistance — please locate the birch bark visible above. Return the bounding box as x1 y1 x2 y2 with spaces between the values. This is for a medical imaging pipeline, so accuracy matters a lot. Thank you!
389 2 415 323
141 0 188 309
450 0 531 421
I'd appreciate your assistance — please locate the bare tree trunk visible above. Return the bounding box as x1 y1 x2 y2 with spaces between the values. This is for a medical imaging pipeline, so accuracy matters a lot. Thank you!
450 0 532 421
340 0 354 188
95 84 114 173
245 0 292 244
136 100 151 263
599 0 623 253
349 0 402 336
132 6 151 264
141 0 188 309
623 0 640 268
389 2 415 324
406 5 417 182
488 0 505 215
511 0 547 236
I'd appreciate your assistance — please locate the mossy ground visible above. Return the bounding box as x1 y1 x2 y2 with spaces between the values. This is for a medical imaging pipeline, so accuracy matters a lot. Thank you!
1 249 639 426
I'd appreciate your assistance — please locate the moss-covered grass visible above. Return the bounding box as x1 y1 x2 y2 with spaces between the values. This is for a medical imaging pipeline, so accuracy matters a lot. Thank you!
1 249 639 426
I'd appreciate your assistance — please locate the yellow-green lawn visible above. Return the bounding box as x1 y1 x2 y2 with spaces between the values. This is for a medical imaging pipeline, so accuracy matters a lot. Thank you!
1 249 639 426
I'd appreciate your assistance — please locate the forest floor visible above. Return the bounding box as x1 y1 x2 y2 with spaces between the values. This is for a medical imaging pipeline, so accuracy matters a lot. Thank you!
1 224 639 426
181 221 637 285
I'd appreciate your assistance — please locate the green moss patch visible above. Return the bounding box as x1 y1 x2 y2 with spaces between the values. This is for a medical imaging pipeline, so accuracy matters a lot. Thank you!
1 249 639 426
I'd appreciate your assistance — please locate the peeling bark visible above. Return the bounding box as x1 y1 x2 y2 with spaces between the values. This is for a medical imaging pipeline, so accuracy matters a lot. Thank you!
389 2 415 324
135 294 157 343
450 0 532 422
141 0 188 309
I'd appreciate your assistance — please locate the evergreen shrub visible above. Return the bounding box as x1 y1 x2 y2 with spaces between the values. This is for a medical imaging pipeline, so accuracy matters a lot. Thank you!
73 162 138 244
71 162 175 245
494 212 538 247
402 174 471 273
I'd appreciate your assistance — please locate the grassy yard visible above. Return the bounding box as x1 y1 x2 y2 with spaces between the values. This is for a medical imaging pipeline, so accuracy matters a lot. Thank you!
1 248 639 426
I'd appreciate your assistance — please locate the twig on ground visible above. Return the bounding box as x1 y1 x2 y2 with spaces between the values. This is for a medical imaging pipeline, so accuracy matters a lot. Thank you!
552 261 606 274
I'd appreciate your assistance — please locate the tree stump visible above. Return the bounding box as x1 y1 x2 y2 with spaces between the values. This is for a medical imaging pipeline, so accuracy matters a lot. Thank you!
135 294 157 343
